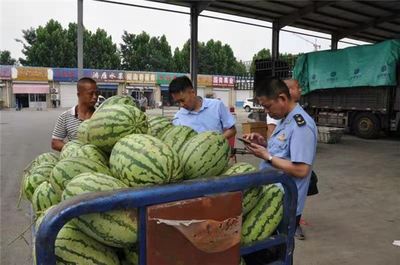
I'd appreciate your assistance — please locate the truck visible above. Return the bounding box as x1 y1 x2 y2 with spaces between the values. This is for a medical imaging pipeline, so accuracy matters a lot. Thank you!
293 39 400 139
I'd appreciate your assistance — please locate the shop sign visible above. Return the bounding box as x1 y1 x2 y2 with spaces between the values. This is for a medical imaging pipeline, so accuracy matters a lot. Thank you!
212 75 235 87
53 68 78 82
0 65 12 80
156 72 188 85
83 69 125 82
16 67 50 81
126 72 156 84
197 75 212 87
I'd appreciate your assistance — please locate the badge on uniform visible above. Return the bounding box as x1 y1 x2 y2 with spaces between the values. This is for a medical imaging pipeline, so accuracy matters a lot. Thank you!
277 133 286 141
294 114 306 127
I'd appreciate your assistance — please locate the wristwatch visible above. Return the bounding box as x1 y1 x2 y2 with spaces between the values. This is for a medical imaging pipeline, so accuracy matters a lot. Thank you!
267 155 273 164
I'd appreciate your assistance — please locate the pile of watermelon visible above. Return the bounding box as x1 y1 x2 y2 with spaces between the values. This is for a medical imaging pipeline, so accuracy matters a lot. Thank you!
20 95 283 265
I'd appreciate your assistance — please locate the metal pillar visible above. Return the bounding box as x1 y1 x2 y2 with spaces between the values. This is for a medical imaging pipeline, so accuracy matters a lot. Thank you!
77 0 84 78
190 4 199 91
331 34 338 50
272 22 280 60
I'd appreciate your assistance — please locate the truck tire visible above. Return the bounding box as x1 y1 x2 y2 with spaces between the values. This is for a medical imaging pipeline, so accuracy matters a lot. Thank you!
353 113 380 139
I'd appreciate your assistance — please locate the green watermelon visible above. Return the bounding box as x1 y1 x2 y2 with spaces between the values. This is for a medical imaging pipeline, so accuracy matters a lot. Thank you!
35 220 120 265
95 95 138 113
59 140 84 160
68 144 109 166
32 181 60 215
86 104 148 153
180 131 230 179
77 119 90 143
62 172 137 248
110 134 183 187
50 157 112 194
241 184 284 245
23 152 59 174
223 163 262 215
22 162 55 201
121 247 138 265
147 116 172 138
160 125 197 153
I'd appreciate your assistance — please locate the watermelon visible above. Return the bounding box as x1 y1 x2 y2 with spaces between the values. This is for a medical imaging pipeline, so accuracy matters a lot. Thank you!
62 172 137 248
110 134 183 187
179 131 230 179
223 163 262 215
86 104 148 153
35 221 120 265
32 181 60 215
120 247 138 265
59 140 84 160
241 184 284 245
147 116 172 138
160 125 197 153
23 152 59 174
22 162 55 201
95 95 138 113
69 144 109 166
50 157 112 194
77 119 90 143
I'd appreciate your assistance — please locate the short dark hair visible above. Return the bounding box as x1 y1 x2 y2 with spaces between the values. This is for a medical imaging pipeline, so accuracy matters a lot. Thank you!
169 76 193 94
77 77 97 93
254 77 290 100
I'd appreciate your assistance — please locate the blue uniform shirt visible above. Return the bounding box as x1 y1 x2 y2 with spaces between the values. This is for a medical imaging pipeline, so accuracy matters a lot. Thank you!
172 98 235 133
260 104 317 216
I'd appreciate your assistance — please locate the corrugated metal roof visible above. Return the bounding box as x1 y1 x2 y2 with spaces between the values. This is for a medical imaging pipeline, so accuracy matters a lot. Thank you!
153 0 400 43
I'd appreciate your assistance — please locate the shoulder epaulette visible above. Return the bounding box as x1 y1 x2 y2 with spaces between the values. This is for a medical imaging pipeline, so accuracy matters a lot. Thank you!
294 114 306 127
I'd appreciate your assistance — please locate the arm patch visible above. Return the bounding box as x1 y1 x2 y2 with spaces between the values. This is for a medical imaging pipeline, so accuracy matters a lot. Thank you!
294 114 306 127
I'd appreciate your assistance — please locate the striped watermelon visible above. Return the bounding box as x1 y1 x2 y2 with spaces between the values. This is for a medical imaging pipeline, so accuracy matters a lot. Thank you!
86 104 148 153
23 152 59 174
69 144 109 166
77 119 90 143
223 163 262 215
95 95 138 113
241 184 284 245
180 131 230 179
110 134 183 187
32 181 60 214
147 116 172 138
50 157 112 194
160 125 197 153
62 172 137 248
22 162 55 201
35 221 120 265
121 247 138 265
60 140 84 160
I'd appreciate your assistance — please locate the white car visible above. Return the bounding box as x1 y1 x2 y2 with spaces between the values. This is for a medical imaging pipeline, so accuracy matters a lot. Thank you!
243 98 264 112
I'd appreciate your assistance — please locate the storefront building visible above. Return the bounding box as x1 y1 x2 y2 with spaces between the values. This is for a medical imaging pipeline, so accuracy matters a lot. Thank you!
156 72 187 106
212 75 235 107
13 67 51 109
84 69 125 99
0 65 13 108
125 72 157 107
234 75 254 107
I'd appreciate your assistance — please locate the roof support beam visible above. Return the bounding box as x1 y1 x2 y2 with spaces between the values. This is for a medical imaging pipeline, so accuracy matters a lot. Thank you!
335 13 400 40
272 22 280 60
277 1 335 29
77 0 83 78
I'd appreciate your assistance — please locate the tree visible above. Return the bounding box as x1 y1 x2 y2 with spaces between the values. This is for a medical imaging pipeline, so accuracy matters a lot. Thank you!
19 19 120 69
172 39 247 75
0 50 17 65
120 31 173 71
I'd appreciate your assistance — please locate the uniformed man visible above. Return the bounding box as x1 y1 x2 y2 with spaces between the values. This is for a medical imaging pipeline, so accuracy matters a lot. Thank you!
168 76 236 139
243 77 317 240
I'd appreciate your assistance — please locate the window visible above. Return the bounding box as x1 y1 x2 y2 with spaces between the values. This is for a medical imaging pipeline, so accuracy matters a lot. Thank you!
29 94 47 102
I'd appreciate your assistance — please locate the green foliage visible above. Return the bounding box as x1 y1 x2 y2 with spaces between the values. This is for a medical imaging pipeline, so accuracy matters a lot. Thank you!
0 50 17 65
19 19 120 69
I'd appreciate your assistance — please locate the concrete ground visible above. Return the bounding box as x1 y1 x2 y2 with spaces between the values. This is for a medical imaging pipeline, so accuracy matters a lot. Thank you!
1 107 399 265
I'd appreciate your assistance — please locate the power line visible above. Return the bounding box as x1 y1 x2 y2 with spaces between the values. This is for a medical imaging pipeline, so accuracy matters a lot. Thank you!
92 0 362 46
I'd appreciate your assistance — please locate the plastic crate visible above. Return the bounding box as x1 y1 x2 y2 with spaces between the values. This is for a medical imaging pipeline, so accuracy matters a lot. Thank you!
317 126 344 144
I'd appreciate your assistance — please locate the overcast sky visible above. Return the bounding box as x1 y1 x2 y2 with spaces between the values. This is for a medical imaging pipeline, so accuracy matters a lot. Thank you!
1 0 367 63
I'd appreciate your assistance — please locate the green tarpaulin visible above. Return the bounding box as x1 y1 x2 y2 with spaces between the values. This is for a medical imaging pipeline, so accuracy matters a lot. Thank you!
293 39 400 94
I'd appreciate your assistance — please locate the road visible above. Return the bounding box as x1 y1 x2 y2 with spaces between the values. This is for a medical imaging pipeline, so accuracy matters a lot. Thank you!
1 107 399 265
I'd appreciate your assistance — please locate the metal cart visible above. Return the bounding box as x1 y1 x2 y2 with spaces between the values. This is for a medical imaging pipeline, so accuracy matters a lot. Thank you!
35 168 297 265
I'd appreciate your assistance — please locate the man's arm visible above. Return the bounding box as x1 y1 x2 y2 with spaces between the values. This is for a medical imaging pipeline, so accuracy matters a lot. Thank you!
223 126 236 139
51 139 65 152
51 113 67 151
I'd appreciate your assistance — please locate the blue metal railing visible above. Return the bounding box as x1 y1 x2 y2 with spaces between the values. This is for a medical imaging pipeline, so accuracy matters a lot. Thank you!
35 168 297 265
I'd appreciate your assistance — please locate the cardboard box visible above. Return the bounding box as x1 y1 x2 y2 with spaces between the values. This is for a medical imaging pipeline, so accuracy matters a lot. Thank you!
242 122 268 138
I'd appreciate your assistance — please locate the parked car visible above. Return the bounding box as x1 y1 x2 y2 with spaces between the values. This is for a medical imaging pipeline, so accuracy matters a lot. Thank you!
243 98 264 112
95 95 106 108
